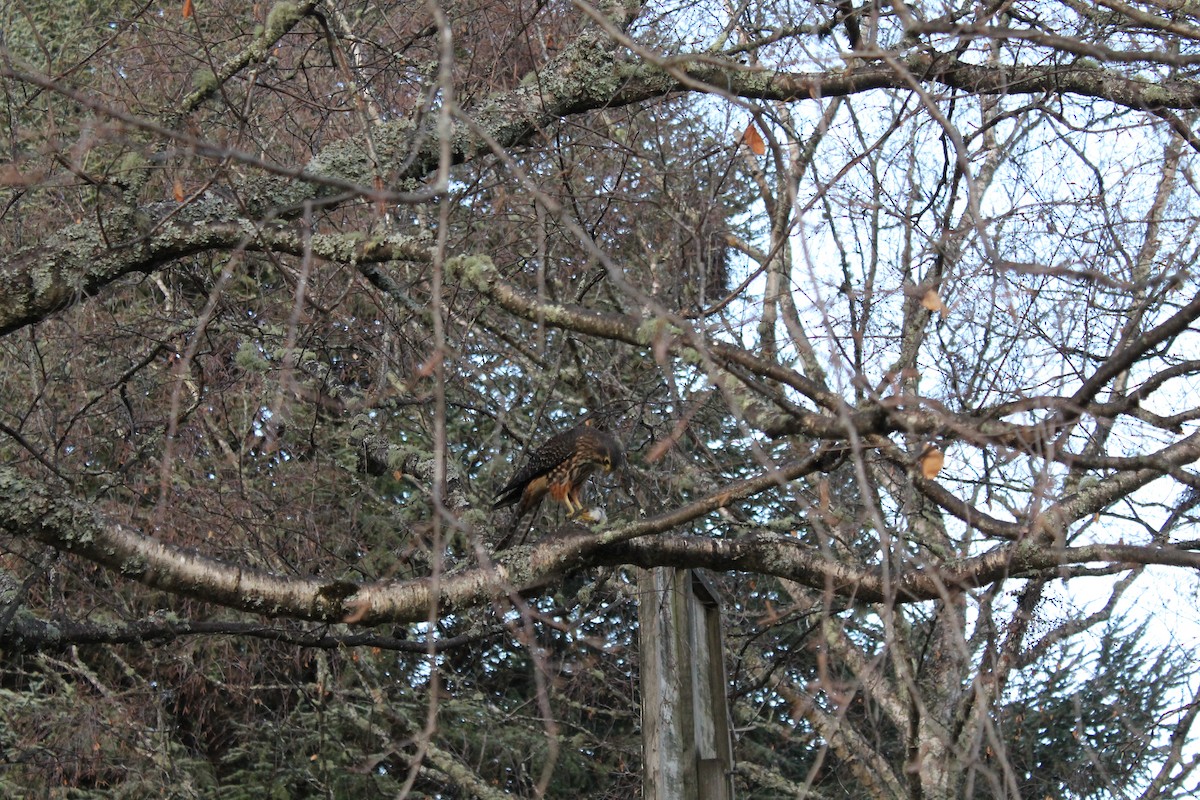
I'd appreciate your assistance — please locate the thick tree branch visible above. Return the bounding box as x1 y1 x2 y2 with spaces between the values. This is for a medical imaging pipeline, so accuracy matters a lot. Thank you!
5 40 1200 335
607 536 1200 602
4 462 1197 624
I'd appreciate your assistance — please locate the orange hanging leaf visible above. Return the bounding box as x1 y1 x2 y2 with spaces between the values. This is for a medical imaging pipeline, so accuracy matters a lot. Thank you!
920 287 948 318
740 121 766 156
182 0 194 18
172 178 185 202
919 445 945 480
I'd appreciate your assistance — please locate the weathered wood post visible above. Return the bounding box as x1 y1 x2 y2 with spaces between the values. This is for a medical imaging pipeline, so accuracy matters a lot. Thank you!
639 567 735 799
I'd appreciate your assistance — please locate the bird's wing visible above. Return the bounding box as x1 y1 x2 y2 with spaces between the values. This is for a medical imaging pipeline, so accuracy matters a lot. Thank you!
492 426 578 508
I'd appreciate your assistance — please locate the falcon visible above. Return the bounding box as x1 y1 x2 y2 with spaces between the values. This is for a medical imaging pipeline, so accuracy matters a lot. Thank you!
493 420 624 524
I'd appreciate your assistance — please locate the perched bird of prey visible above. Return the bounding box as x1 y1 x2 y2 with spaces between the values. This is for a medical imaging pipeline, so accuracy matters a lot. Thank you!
493 420 624 540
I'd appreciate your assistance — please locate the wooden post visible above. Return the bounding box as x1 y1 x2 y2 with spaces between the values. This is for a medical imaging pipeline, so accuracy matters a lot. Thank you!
639 567 735 800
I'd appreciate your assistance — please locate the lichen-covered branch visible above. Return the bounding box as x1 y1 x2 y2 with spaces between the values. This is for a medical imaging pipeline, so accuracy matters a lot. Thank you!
4 462 1198 625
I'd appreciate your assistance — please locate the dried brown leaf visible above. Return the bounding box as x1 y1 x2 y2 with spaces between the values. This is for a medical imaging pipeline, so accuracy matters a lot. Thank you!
921 288 947 317
741 121 766 156
919 446 945 479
